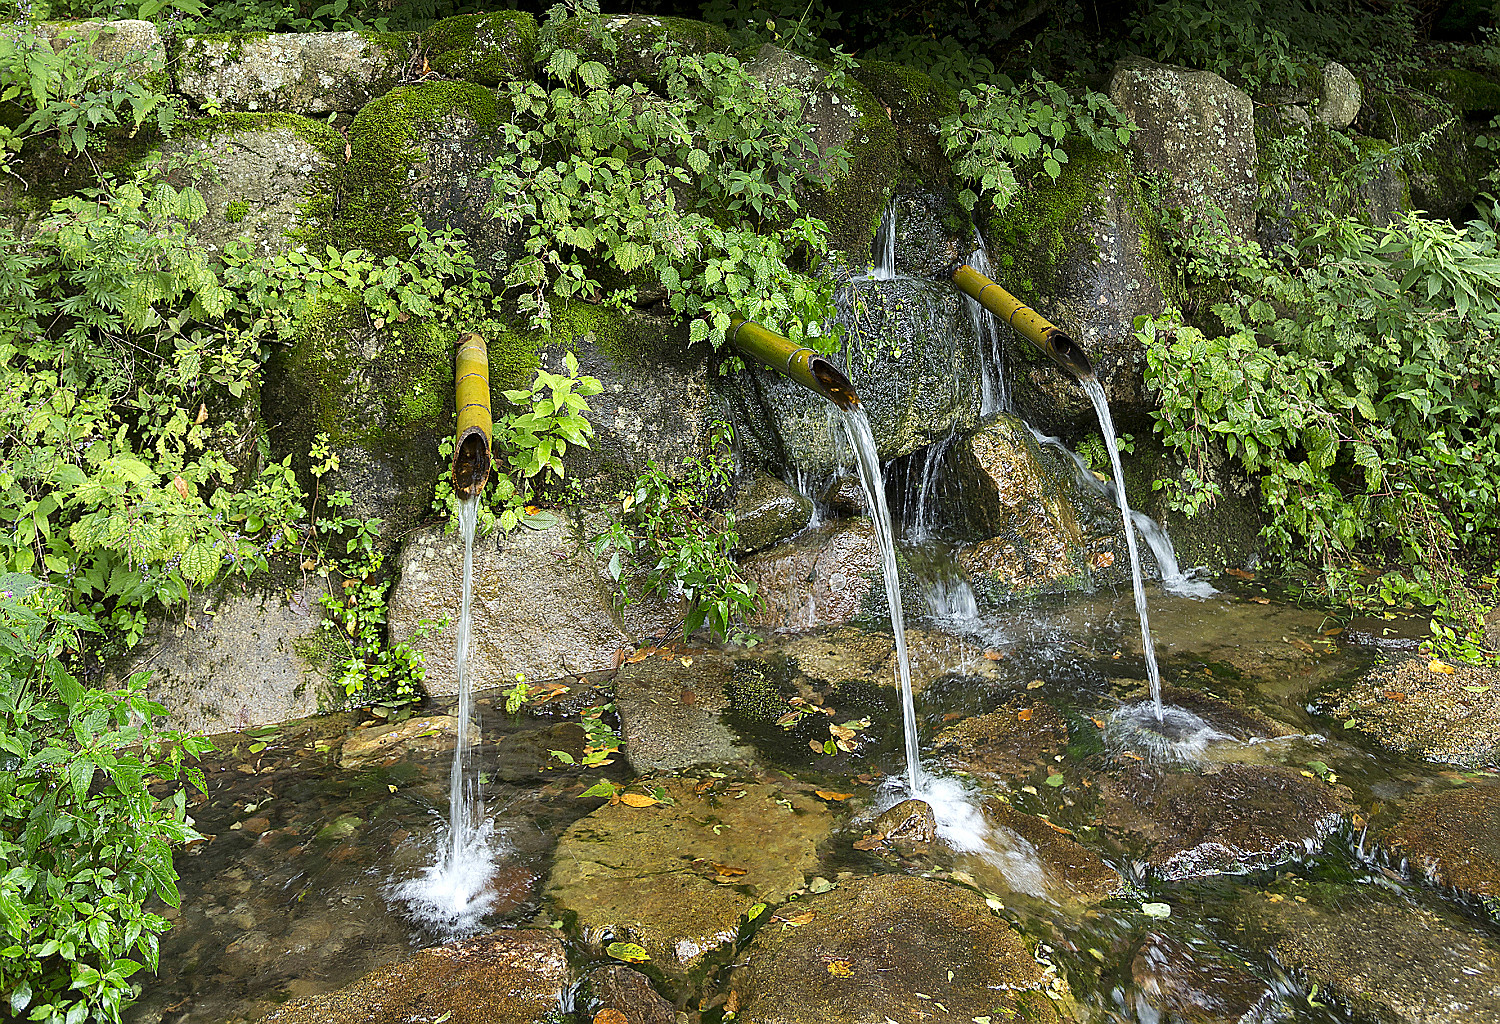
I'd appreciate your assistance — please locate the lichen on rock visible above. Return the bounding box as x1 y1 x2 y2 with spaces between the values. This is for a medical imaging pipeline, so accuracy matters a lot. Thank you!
176 30 416 114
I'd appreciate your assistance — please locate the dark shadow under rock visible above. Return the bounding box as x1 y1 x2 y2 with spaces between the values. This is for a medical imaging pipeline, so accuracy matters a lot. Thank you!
727 874 1068 1023
1101 763 1353 879
258 929 568 1024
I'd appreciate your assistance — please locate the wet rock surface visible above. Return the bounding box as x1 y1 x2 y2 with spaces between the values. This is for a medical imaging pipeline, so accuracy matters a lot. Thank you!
178 31 414 114
583 965 675 1024
731 472 814 553
546 776 832 980
1101 763 1352 878
1381 780 1500 909
1236 889 1500 1024
743 625 1006 695
728 874 1065 1024
1329 655 1500 768
740 519 880 632
614 649 753 773
863 798 937 854
935 703 1070 787
981 798 1122 904
257 928 568 1024
338 714 474 768
1130 932 1279 1024
388 519 631 695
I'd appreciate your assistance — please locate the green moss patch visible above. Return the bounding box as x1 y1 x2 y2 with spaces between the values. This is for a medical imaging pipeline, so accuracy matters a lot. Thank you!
424 11 538 86
1411 68 1500 117
336 80 502 255
851 58 959 183
552 14 732 88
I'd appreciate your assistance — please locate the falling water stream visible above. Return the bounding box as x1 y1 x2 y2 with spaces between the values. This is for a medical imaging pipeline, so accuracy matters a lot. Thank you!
837 407 922 793
389 493 497 936
1080 377 1165 721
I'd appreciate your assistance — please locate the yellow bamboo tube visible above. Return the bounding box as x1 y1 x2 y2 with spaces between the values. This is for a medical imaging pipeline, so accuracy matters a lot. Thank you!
728 318 861 410
453 332 492 499
951 264 1093 381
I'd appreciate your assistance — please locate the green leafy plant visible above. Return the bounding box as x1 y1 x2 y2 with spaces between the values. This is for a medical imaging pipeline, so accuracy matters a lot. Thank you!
500 351 603 490
596 421 759 644
942 72 1135 215
0 579 211 1024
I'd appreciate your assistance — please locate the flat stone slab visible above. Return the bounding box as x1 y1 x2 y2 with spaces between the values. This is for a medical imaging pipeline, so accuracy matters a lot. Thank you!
935 702 1071 786
614 649 754 772
547 776 832 981
178 30 414 113
728 874 1067 1023
1101 763 1352 879
259 929 568 1024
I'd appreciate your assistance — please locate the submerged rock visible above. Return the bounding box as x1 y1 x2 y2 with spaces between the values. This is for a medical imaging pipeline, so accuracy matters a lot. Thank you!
1235 889 1500 1024
981 798 1123 905
740 519 881 632
727 874 1067 1023
258 928 568 1024
118 572 336 735
1329 655 1500 769
1108 58 1258 241
731 473 814 554
1101 763 1352 879
177 31 415 114
388 517 631 695
1131 932 1279 1024
1380 780 1500 912
614 649 753 773
934 703 1070 788
338 714 475 767
547 777 831 984
583 965 675 1024
740 625 1007 695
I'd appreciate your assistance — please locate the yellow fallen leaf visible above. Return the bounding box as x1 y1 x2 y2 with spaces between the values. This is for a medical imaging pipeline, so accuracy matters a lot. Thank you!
814 790 852 801
1429 659 1456 674
1027 679 1045 689
710 861 747 877
680 657 693 667
594 1010 629 1024
827 960 854 977
619 793 657 808
1017 708 1034 721
809 739 825 752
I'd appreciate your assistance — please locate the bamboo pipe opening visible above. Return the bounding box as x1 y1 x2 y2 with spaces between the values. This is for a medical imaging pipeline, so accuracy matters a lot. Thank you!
453 332 493 500
728 318 862 410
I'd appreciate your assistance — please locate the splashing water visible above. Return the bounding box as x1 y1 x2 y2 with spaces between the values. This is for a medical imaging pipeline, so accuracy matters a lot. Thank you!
1079 378 1164 721
838 408 922 792
1105 703 1234 763
389 494 497 937
870 203 897 281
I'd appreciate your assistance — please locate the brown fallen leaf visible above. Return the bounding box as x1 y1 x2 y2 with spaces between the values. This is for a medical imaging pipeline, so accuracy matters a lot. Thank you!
808 739 826 753
814 790 852 801
1017 708 1034 721
172 474 189 500
1251 596 1272 604
680 689 696 706
624 647 657 664
619 793 657 807
194 403 208 424
594 1011 629 1024
1089 716 1106 729
783 910 816 925
1288 638 1317 655
1322 627 1345 636
852 833 886 851
710 862 747 877
696 779 715 794
983 649 1006 660
1227 568 1255 580
1091 551 1115 567
612 648 627 668
1383 691 1407 702
942 712 965 722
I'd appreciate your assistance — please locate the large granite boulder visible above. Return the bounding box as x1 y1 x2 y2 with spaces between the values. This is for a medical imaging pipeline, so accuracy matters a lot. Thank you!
551 14 733 90
163 113 342 257
1108 58 1258 242
37 19 165 84
613 649 754 773
547 777 832 987
727 874 1069 1023
423 11 538 85
258 929 569 1024
739 519 881 632
117 571 337 735
388 516 632 696
177 31 415 114
731 472 814 553
985 143 1166 434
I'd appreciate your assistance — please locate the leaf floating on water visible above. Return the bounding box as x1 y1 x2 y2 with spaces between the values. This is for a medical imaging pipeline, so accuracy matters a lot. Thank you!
1020 785 1039 796
1045 773 1065 787
619 793 657 808
983 649 1005 660
1428 660 1456 674
1251 597 1271 604
1141 902 1171 919
1026 679 1045 690
809 739 826 753
814 790 852 801
1017 709 1034 722
745 902 768 921
606 941 651 963
1227 568 1255 580
1089 716 1106 729
783 911 816 925
852 832 885 851
1465 685 1491 693
827 960 854 977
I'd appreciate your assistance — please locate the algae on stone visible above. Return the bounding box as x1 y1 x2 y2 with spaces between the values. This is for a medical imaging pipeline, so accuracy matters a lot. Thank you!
423 11 538 85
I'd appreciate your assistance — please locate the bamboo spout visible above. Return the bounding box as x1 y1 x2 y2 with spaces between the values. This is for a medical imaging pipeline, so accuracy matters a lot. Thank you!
728 318 861 410
453 332 493 499
951 264 1093 381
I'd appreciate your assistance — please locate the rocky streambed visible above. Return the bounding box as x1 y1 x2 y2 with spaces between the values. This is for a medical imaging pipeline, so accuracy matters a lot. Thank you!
128 579 1500 1024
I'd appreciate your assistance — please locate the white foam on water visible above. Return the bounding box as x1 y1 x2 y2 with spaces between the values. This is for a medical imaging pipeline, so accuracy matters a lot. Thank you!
1105 702 1235 763
387 816 502 940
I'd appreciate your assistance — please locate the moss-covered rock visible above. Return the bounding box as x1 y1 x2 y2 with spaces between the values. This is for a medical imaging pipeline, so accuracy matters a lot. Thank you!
745 44 901 266
1325 654 1500 769
727 874 1069 1023
1357 82 1491 221
1412 67 1500 117
1379 780 1500 914
1108 56 1259 242
731 472 814 553
160 112 343 257
423 11 537 86
262 295 451 548
176 30 416 114
851 59 959 183
551 14 732 90
35 18 165 89
879 187 972 279
740 519 881 632
335 79 509 260
986 142 1167 436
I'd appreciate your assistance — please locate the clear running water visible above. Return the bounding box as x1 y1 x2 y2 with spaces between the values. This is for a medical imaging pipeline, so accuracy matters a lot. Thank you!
838 407 922 792
389 494 497 937
967 236 1010 415
870 204 897 280
1080 377 1164 721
